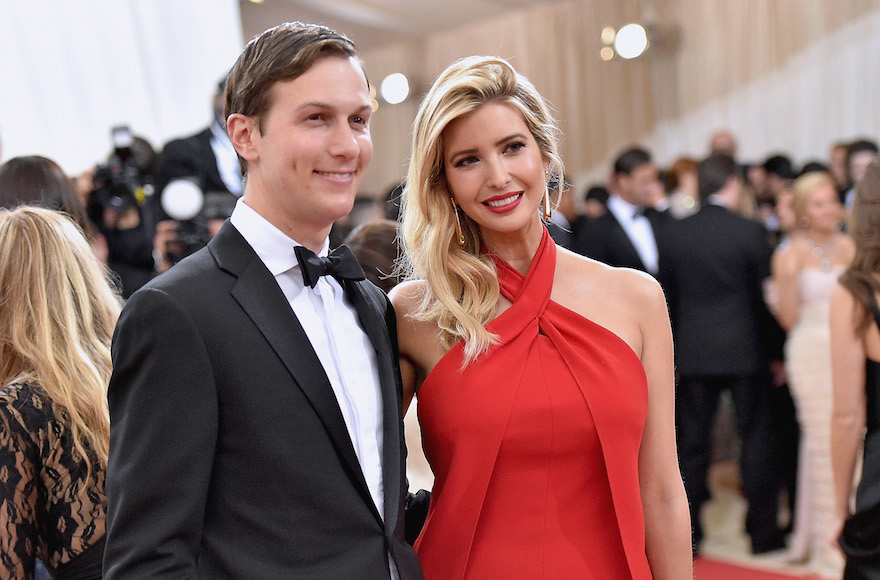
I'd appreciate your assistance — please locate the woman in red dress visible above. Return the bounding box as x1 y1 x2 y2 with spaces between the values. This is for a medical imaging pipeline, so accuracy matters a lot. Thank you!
391 55 692 579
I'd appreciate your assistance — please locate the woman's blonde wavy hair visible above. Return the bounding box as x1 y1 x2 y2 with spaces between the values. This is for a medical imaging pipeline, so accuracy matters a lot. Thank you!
0 206 121 480
398 55 563 364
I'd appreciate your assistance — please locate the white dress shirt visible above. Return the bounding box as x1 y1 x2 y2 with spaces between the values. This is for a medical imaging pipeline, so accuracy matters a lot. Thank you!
607 194 660 274
229 199 387 519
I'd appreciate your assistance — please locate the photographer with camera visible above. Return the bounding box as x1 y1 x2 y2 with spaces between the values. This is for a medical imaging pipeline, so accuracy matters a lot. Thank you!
150 76 242 272
85 127 157 298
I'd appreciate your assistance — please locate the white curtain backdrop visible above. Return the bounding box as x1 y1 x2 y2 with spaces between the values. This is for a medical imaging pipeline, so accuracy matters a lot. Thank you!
648 6 880 172
0 0 243 174
358 1 880 197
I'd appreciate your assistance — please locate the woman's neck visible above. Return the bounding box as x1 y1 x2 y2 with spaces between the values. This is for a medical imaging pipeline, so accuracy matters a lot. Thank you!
480 220 545 276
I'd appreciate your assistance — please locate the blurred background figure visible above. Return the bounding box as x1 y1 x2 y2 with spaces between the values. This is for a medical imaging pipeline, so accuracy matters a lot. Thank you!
344 219 402 293
0 206 121 579
83 129 158 297
330 194 384 248
829 141 851 200
759 154 796 238
709 129 738 158
582 184 610 219
575 146 667 276
843 139 879 211
831 158 880 579
771 171 853 576
151 77 243 272
0 155 105 262
666 156 700 219
662 153 785 556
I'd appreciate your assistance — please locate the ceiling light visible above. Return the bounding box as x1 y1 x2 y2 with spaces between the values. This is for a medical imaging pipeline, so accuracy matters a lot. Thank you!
380 73 410 105
613 23 649 59
600 26 616 45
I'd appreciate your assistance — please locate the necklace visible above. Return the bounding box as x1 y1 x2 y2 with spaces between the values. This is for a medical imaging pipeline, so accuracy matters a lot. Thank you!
806 234 836 272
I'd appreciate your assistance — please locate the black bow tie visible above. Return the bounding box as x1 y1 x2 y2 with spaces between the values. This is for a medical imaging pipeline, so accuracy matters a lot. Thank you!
633 207 658 220
294 244 366 288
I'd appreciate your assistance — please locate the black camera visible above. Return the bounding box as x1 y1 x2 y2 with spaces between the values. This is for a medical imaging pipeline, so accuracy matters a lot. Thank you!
88 126 146 218
160 178 237 264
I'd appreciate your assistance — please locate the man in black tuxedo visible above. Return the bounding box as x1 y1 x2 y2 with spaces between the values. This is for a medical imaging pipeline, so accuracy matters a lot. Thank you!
661 154 784 555
104 22 424 579
574 146 667 276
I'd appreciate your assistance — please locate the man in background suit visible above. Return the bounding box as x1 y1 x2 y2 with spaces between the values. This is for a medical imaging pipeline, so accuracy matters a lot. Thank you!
151 76 243 225
149 77 244 270
104 22 424 579
574 146 666 276
661 154 785 556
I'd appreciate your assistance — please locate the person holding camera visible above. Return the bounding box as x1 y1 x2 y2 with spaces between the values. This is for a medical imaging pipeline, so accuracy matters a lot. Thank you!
151 76 243 271
82 130 159 297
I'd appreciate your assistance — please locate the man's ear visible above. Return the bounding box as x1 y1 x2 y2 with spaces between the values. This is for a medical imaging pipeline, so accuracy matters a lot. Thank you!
227 113 260 164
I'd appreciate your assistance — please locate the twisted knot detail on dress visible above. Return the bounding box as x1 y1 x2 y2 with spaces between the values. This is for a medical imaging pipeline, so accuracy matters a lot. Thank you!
294 244 365 288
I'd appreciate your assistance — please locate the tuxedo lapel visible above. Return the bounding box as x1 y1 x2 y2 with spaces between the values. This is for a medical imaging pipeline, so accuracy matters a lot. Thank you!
344 280 403 529
608 213 647 271
209 225 379 521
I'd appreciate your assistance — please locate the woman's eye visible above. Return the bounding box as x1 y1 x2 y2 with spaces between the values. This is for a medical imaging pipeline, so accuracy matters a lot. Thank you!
455 156 478 168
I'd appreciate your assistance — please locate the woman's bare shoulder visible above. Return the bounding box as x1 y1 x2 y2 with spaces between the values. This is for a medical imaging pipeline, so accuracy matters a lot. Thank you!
556 247 662 306
389 279 428 315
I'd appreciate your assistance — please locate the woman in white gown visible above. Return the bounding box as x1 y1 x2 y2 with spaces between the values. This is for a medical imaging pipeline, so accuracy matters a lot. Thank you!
771 171 854 576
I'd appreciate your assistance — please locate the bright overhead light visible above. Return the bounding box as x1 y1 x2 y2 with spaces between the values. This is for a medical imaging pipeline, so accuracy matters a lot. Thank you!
614 23 649 59
380 73 410 105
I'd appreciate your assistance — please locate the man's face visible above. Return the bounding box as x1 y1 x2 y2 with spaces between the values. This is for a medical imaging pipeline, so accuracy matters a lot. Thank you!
241 56 373 243
850 150 878 186
617 163 659 207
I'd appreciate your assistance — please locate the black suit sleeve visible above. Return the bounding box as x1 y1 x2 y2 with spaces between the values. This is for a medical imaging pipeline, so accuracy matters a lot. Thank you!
378 288 432 545
104 288 218 578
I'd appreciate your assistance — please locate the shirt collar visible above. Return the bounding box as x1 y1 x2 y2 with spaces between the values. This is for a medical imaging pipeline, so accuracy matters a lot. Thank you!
706 194 729 208
608 194 640 221
229 198 329 276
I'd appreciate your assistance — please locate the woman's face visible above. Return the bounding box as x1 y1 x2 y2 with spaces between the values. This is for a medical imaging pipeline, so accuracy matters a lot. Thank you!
803 183 841 234
441 103 547 240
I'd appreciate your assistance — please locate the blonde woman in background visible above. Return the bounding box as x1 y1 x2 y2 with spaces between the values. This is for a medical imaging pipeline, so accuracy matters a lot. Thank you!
0 206 121 579
771 171 854 576
392 55 691 579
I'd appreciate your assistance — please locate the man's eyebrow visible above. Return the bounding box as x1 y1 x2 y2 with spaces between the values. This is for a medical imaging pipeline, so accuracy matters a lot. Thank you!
295 102 373 113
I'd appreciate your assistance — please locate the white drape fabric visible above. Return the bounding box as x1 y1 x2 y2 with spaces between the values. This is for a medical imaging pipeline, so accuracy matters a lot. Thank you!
0 0 243 174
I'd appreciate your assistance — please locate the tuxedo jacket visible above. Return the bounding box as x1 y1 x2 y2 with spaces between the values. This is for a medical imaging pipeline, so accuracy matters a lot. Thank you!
104 222 424 579
659 204 775 377
573 208 668 274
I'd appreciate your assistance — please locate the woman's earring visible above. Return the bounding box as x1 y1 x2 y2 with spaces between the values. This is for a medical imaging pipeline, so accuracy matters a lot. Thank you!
542 186 552 221
451 198 466 247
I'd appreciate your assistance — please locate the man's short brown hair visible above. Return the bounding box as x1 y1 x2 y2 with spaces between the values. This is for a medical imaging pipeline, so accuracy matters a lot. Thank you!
224 21 364 172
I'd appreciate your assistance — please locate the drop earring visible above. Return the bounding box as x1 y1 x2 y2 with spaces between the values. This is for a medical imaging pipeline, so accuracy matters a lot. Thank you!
450 198 466 247
542 186 552 221
542 170 552 221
